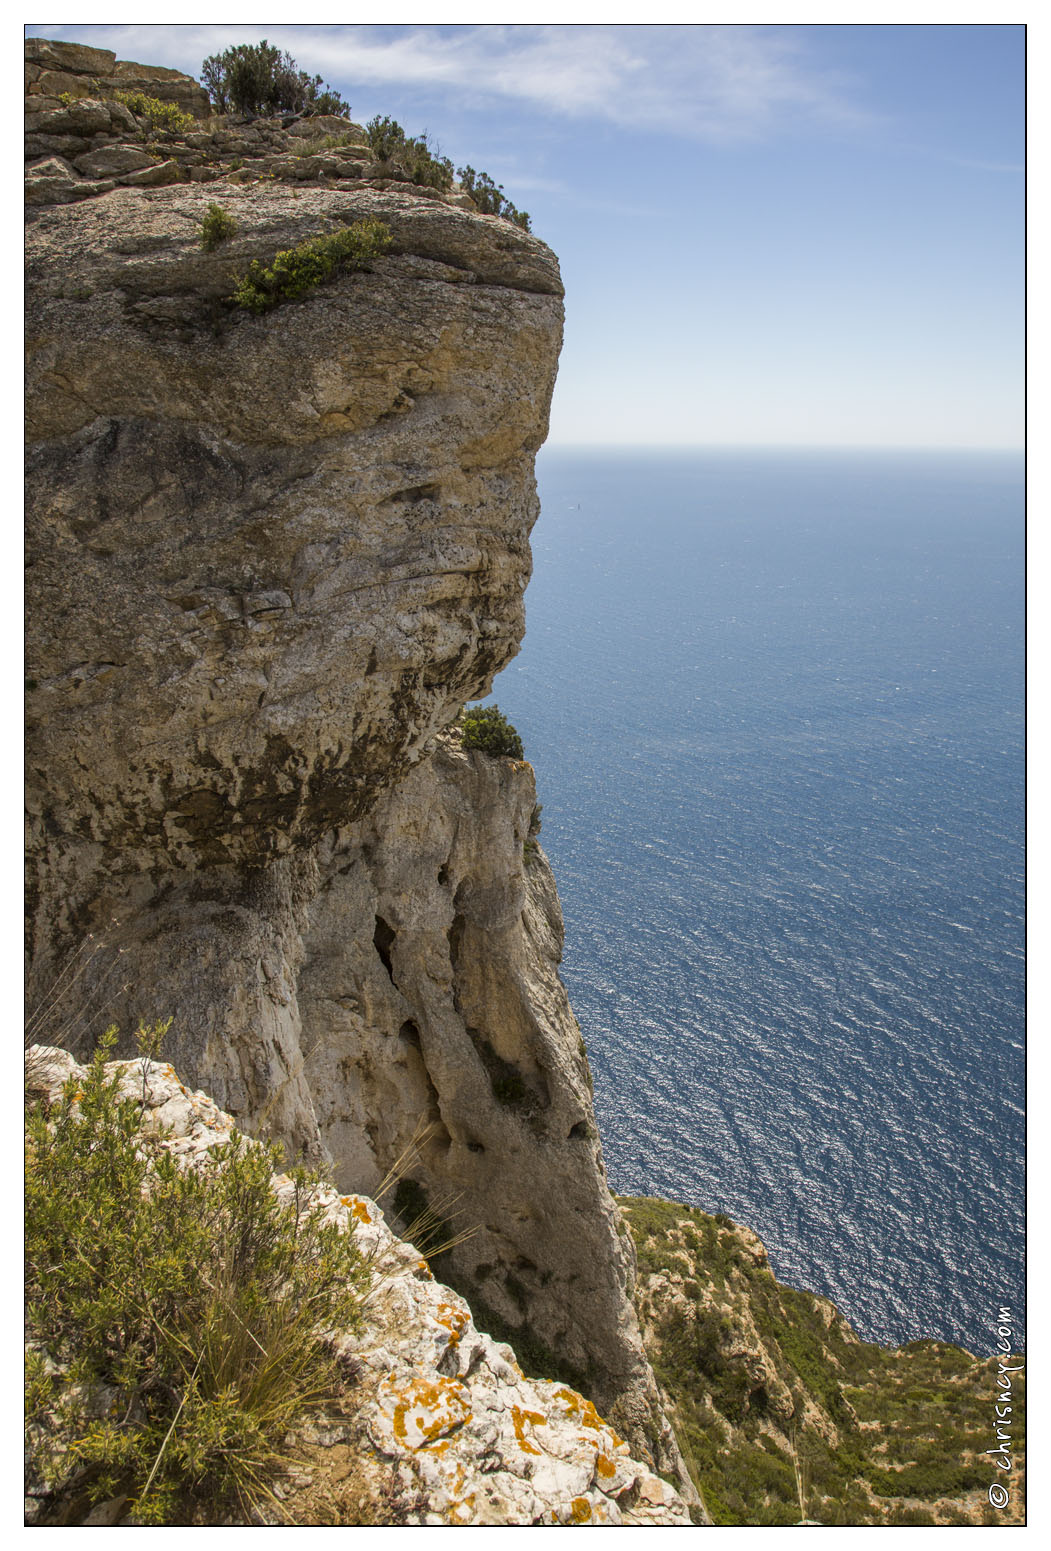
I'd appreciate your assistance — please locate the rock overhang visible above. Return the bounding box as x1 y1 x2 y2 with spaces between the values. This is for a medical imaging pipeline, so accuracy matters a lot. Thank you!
26 182 563 867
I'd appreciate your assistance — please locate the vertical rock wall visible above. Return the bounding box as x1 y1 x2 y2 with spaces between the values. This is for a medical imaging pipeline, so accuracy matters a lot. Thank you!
297 739 682 1461
25 71 696 1498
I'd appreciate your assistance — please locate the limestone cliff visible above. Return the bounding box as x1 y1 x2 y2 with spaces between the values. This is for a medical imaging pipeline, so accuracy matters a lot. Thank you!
24 42 694 1500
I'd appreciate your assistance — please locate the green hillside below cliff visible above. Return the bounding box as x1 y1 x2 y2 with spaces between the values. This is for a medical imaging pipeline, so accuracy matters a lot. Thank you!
619 1196 1025 1526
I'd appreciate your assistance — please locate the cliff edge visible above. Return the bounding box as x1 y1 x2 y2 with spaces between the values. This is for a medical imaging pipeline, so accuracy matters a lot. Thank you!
24 41 694 1500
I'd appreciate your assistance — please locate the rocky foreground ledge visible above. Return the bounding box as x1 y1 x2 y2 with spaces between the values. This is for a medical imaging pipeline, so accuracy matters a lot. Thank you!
25 1046 690 1527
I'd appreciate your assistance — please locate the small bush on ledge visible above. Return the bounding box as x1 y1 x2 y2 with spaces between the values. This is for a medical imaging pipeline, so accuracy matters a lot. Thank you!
230 218 392 312
199 203 238 251
114 90 195 135
459 704 525 760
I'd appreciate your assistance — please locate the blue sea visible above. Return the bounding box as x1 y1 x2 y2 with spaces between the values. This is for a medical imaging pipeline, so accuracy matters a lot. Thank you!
489 447 1024 1355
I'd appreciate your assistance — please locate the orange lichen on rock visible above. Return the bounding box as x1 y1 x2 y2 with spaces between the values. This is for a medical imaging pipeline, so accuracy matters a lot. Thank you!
342 1195 373 1224
570 1496 593 1523
552 1386 605 1433
435 1300 469 1347
595 1451 617 1480
445 1494 479 1525
386 1375 472 1451
510 1403 547 1456
416 1424 466 1454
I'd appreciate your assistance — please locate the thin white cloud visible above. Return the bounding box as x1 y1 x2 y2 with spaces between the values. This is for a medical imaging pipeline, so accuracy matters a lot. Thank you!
27 23 873 143
944 156 1024 174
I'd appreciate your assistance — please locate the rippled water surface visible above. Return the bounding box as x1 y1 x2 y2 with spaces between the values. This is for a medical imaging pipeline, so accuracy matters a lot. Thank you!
491 448 1024 1354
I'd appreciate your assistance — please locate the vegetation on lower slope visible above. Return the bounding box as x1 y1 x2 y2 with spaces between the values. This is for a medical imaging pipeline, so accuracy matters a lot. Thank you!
25 1030 369 1525
618 1196 1025 1526
199 202 238 251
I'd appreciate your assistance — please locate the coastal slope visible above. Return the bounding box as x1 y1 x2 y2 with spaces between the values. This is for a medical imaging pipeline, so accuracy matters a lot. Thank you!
620 1196 1025 1526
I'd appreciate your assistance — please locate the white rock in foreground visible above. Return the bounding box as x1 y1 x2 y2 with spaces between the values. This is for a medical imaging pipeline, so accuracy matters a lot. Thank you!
26 1047 691 1527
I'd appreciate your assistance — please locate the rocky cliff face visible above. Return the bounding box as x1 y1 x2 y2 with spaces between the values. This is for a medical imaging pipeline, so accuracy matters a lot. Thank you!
25 37 211 124
24 43 694 1500
296 739 685 1468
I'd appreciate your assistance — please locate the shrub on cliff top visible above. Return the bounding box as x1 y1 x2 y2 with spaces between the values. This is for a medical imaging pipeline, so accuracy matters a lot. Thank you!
201 41 349 118
457 165 531 232
364 116 454 191
230 218 392 312
25 1028 368 1524
459 704 525 760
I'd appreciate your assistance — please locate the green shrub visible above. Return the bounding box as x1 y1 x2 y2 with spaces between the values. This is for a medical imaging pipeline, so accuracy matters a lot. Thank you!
199 203 238 251
201 41 349 118
230 218 392 312
364 114 406 162
25 1029 368 1523
365 116 454 191
114 91 195 134
459 704 525 760
457 165 531 231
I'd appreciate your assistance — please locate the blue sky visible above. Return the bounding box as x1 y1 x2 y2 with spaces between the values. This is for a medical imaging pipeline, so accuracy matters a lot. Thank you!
26 17 1025 450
